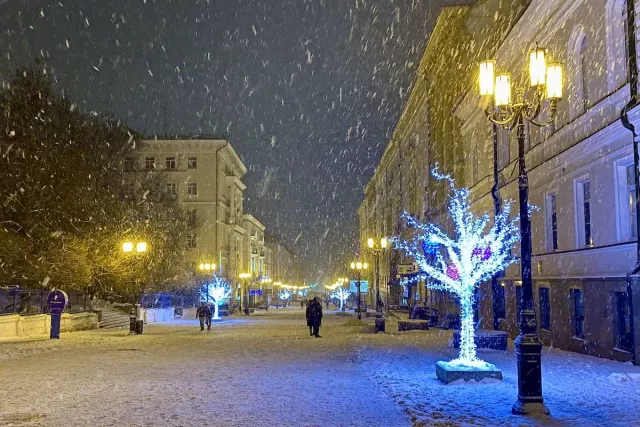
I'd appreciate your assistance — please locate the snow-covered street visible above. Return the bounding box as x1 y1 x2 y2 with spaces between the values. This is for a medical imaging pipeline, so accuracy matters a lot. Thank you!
1 310 640 427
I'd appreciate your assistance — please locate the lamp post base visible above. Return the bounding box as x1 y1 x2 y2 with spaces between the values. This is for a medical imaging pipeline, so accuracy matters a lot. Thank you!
512 401 550 416
513 333 549 416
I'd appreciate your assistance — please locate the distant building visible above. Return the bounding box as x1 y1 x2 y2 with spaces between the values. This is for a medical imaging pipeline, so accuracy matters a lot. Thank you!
125 137 251 286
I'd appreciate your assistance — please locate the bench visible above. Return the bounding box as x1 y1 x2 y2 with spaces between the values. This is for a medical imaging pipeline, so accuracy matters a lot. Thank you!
398 320 430 331
453 329 508 350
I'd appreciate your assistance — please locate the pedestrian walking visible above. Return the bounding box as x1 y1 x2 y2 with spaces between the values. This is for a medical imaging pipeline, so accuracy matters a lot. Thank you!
325 298 329 310
308 297 323 337
301 300 304 309
196 301 212 331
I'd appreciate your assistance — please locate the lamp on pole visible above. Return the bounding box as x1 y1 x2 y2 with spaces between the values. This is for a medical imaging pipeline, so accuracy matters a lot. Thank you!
367 237 388 316
121 240 148 335
239 272 252 315
350 261 368 320
197 262 217 303
479 45 562 416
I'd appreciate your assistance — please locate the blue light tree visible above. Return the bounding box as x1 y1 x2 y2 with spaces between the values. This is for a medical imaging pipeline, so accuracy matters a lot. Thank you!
201 275 231 320
394 168 520 368
332 287 351 311
279 289 292 305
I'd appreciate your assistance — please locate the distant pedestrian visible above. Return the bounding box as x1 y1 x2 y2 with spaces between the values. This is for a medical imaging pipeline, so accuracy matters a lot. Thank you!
308 297 323 337
196 302 212 331
325 299 330 310
301 300 304 309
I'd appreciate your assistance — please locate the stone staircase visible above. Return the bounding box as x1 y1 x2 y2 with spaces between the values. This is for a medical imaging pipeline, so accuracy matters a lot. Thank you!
99 307 131 329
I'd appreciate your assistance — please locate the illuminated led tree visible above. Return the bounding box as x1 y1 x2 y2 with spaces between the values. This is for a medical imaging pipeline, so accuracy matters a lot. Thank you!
332 287 351 311
279 289 292 305
201 275 232 320
394 168 520 368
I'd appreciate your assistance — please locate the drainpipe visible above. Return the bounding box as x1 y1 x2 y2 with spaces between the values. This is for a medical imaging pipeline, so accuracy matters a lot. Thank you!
621 0 639 365
214 141 229 276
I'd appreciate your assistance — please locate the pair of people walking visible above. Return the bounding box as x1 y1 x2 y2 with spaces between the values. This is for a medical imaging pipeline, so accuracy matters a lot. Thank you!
196 301 213 331
306 297 323 337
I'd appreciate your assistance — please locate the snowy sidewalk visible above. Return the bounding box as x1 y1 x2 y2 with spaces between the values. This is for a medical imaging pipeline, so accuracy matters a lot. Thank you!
356 329 640 427
0 311 409 427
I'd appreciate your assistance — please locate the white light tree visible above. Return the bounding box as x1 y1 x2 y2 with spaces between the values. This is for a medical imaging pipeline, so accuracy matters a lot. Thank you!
394 168 520 368
279 289 292 305
332 287 351 311
201 275 232 320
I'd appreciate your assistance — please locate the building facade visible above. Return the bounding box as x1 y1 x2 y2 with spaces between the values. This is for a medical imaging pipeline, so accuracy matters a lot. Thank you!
454 0 640 362
362 0 640 362
126 138 263 289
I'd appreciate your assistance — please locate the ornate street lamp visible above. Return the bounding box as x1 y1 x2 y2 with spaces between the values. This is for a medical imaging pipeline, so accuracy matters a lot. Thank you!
367 237 388 316
349 261 368 320
121 240 149 334
479 46 562 416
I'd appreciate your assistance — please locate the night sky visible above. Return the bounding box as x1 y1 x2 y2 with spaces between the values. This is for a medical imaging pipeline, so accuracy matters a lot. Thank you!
0 0 455 283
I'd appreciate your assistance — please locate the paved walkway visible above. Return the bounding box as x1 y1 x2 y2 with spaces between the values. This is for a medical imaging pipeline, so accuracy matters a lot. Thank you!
0 310 409 427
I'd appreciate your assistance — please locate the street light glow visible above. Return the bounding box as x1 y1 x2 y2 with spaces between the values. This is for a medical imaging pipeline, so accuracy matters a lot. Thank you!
381 237 388 249
528 47 546 87
546 63 563 99
136 241 147 253
239 272 252 279
122 241 134 253
494 73 511 107
367 237 374 248
479 60 495 96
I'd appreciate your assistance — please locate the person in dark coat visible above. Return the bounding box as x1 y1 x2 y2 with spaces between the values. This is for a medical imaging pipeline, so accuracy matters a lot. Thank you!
306 301 313 336
308 297 323 337
196 302 212 331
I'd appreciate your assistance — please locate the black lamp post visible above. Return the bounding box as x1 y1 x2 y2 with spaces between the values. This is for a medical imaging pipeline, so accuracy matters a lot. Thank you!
239 272 252 315
479 47 563 416
367 237 388 316
350 261 368 320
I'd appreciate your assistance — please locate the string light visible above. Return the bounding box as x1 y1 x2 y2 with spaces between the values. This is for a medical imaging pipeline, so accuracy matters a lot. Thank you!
393 166 520 367
331 287 351 311
201 275 231 320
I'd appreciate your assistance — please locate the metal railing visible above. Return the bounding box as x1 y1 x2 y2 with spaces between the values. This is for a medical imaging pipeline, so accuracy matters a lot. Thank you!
0 288 90 316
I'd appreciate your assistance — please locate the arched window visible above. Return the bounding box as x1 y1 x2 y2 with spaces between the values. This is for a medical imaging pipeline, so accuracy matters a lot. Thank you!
606 0 630 91
580 37 589 112
568 26 588 120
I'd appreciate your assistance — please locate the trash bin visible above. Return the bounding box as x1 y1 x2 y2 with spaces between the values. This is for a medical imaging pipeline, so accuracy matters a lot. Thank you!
135 319 144 335
375 318 385 333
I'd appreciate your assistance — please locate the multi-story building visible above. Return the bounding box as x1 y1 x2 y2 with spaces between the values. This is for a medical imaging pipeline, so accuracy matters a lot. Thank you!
362 0 640 362
264 231 301 286
454 0 640 362
125 137 249 284
358 0 526 314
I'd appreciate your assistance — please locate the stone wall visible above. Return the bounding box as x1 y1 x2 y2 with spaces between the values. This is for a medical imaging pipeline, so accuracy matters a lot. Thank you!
0 312 98 339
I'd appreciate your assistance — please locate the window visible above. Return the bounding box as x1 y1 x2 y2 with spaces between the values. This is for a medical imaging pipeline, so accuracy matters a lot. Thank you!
614 291 632 351
165 156 176 170
546 193 558 251
124 157 134 171
539 287 551 330
187 182 198 196
165 182 176 195
188 209 197 226
495 283 506 320
187 234 197 248
187 157 197 169
571 289 585 339
575 179 593 247
251 256 256 273
579 37 589 112
145 156 156 170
